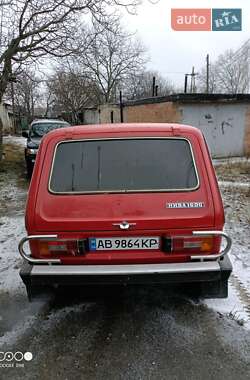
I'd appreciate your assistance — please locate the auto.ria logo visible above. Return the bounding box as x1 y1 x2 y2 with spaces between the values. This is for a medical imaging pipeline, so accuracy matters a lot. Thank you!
212 9 242 31
171 8 242 32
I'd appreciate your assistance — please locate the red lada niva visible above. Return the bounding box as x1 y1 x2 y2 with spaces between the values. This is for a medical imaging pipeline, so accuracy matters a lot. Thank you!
19 123 232 300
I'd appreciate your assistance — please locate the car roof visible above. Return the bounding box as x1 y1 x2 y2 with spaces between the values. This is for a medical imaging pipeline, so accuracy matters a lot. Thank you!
31 119 69 125
42 123 202 140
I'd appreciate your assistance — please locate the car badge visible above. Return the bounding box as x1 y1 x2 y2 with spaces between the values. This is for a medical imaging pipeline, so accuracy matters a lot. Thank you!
112 221 137 230
166 202 204 209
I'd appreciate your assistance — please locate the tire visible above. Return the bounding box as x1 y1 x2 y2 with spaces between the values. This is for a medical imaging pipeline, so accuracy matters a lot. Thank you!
26 160 33 178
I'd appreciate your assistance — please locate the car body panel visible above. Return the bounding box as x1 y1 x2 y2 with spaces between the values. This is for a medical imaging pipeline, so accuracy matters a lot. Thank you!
23 123 226 266
21 123 231 297
27 124 224 234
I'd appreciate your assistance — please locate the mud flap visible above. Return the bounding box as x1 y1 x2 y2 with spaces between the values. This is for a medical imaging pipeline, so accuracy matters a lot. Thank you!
200 279 228 298
20 261 53 301
199 254 232 298
26 284 54 302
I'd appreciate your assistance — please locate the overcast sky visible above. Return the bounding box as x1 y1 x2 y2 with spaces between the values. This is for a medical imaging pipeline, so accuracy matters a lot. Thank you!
122 0 250 88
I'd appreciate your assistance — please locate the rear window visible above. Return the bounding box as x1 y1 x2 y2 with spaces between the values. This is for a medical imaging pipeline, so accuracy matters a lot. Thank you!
49 138 199 193
31 122 70 138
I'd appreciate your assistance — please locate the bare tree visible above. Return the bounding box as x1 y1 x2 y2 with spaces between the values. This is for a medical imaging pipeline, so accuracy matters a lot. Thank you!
0 0 142 158
78 20 147 103
125 69 175 100
198 64 218 94
6 68 42 122
48 65 101 123
198 46 250 94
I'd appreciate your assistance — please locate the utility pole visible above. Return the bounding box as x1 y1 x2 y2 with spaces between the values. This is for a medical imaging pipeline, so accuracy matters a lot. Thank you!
110 110 114 123
184 68 198 94
184 74 188 93
190 67 198 93
119 90 123 123
206 54 210 94
152 76 156 97
190 67 194 93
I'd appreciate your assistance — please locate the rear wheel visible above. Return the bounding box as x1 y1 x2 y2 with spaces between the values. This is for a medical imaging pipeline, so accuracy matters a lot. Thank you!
26 160 33 178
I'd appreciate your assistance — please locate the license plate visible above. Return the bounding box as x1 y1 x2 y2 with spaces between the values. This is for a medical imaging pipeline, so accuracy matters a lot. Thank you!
89 237 160 251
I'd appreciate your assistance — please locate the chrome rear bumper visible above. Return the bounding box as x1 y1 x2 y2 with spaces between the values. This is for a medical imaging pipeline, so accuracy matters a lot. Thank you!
30 261 221 276
18 230 232 264
20 255 232 300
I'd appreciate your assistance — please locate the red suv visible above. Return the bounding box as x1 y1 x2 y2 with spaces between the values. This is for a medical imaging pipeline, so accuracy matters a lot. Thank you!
19 123 232 300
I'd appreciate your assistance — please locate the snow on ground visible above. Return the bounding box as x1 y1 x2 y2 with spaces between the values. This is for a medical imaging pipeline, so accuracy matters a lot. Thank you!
205 170 250 328
206 283 250 329
3 135 26 148
0 216 26 293
213 156 250 166
0 214 49 347
205 244 250 329
218 181 250 189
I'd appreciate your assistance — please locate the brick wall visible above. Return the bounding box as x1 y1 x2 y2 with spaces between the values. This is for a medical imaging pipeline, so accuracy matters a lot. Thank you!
125 102 181 123
99 101 182 124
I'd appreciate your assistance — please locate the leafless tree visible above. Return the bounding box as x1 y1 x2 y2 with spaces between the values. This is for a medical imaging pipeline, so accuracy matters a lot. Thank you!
78 20 147 103
48 65 101 123
198 45 250 94
5 68 42 122
125 69 175 100
198 63 218 94
0 0 142 158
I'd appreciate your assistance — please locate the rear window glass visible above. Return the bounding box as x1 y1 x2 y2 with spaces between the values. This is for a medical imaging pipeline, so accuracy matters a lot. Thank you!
31 122 69 138
49 138 198 193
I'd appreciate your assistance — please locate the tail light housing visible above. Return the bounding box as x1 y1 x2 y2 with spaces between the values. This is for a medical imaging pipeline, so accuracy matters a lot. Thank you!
163 235 221 255
30 239 86 258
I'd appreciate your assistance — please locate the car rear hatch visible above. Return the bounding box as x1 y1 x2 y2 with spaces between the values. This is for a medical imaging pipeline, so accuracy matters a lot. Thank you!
34 136 215 233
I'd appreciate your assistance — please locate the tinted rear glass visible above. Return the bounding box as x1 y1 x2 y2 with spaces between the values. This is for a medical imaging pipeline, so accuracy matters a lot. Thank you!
31 122 69 137
49 139 198 193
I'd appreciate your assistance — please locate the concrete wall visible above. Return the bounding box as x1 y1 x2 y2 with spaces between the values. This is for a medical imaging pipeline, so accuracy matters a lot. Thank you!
99 104 119 124
180 103 248 157
243 105 250 156
99 101 250 157
84 109 99 125
0 103 13 134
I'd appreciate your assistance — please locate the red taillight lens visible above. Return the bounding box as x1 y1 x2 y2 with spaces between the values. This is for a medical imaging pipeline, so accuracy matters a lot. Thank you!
34 239 81 258
38 240 74 257
164 235 217 255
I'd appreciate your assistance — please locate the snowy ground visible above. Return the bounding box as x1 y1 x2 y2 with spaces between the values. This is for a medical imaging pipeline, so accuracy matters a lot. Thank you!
0 138 249 379
3 135 27 148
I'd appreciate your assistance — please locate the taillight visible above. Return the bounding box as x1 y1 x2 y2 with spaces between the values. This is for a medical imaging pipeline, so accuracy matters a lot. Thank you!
163 235 217 255
35 239 86 258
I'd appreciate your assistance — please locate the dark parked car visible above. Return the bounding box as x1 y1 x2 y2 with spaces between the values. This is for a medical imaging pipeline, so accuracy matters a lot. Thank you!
22 119 70 177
